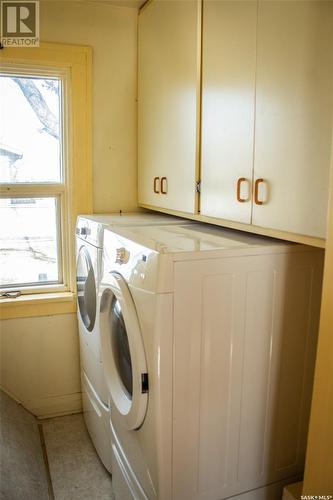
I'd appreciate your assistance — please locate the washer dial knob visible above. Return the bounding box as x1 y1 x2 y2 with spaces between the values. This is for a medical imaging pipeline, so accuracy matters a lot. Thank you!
115 247 130 265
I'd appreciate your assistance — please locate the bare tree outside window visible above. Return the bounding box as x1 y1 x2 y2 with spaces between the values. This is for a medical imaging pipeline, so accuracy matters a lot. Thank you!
12 77 60 140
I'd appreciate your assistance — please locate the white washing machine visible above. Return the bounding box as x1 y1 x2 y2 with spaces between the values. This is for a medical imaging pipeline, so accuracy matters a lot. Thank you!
99 223 324 499
75 212 192 472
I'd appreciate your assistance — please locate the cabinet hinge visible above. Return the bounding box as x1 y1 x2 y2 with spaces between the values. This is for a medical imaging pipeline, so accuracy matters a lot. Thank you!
196 181 201 193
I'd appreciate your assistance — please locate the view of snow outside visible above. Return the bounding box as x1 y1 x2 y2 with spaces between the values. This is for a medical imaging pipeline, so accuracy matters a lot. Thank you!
0 76 62 287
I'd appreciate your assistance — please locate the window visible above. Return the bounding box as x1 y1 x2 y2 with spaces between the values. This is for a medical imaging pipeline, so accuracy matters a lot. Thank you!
0 43 92 318
0 73 66 292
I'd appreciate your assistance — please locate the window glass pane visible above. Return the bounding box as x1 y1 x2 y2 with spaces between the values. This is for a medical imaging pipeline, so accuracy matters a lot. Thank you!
0 197 60 287
0 75 62 183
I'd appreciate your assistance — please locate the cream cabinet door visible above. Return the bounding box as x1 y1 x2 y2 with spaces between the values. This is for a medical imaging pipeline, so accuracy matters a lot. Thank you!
200 0 257 224
138 0 200 213
252 0 333 238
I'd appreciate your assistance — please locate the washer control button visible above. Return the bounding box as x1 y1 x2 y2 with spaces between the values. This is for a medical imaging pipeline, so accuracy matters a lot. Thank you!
80 227 91 236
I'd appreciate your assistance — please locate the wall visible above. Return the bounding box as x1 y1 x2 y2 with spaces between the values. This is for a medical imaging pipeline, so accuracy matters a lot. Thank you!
0 1 138 417
40 0 138 214
303 139 333 494
1 314 81 417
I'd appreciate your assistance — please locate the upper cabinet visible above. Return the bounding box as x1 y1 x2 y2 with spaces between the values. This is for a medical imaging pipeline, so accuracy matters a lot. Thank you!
200 0 257 225
138 0 201 213
252 0 333 238
138 0 333 244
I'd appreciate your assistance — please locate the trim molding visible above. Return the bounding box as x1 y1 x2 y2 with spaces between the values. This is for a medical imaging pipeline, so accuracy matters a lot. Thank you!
0 42 93 320
0 386 82 419
32 392 82 419
0 292 76 319
282 482 303 500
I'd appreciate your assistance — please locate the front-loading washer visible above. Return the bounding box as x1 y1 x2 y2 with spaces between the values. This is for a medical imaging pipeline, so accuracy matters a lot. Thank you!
99 223 323 499
75 212 193 472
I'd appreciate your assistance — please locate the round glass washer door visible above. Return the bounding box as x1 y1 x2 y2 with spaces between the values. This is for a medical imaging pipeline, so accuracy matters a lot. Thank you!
76 246 97 332
100 272 148 430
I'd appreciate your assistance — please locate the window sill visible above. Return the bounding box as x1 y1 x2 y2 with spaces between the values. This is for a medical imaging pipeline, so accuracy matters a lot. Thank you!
0 292 77 320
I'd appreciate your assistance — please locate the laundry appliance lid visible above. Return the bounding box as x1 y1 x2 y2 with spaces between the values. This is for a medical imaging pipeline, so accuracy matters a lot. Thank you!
104 223 295 258
76 212 192 248
77 212 187 225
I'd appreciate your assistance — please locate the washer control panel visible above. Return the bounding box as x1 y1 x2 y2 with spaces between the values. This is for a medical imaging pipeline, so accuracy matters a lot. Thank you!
115 247 130 265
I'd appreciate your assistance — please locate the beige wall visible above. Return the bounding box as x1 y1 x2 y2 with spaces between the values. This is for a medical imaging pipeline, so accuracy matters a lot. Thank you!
0 2 139 417
0 314 81 418
303 141 333 494
40 0 138 213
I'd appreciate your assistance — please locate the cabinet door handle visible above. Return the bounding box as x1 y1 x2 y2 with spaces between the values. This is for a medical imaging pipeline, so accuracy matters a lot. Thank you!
236 177 249 203
161 177 168 195
153 177 160 194
254 178 265 205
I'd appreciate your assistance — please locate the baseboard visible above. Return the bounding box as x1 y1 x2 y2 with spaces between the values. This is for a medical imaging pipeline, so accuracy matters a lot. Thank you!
225 476 303 500
0 387 83 418
282 481 303 500
31 393 83 419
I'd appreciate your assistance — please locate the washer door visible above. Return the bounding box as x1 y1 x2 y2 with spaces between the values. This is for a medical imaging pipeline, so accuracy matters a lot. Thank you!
100 272 148 430
77 246 96 332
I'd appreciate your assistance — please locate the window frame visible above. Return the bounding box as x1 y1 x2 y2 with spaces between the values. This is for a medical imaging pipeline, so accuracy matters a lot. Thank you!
1 66 68 294
0 43 92 318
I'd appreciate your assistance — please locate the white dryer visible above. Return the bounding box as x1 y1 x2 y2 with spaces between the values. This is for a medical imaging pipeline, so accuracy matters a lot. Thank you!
100 223 324 499
75 212 192 472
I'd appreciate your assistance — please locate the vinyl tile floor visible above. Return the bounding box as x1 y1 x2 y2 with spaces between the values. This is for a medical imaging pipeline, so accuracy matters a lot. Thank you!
0 391 113 500
0 391 49 500
42 414 113 500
